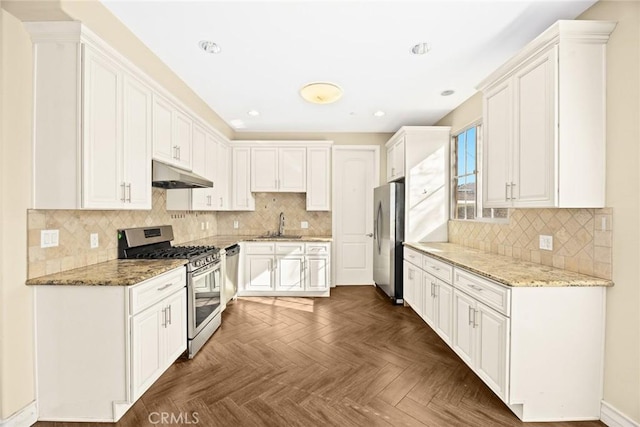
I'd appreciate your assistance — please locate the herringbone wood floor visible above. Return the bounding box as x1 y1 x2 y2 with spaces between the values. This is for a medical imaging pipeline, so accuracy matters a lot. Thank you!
36 286 605 427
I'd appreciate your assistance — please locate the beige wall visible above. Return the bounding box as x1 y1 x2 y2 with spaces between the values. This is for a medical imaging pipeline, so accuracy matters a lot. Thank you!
234 132 393 186
0 8 35 419
438 1 640 421
579 1 640 421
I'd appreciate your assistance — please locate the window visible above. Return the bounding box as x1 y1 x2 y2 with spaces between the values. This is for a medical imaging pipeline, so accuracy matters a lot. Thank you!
452 124 507 221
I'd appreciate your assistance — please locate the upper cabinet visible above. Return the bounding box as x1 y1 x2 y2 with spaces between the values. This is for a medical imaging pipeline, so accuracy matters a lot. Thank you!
386 136 405 182
479 20 616 208
27 22 153 210
386 127 451 242
306 145 331 211
250 146 306 192
151 95 192 170
231 147 256 211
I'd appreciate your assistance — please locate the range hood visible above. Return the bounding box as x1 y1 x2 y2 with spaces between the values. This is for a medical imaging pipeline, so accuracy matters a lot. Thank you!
152 161 213 189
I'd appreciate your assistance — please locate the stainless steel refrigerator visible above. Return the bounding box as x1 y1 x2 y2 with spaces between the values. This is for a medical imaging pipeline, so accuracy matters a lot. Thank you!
373 182 405 304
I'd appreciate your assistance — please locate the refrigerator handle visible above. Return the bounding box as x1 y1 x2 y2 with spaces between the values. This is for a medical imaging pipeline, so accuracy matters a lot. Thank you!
376 201 383 254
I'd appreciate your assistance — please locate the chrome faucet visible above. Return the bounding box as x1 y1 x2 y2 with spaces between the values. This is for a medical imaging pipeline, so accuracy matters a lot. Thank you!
278 212 285 236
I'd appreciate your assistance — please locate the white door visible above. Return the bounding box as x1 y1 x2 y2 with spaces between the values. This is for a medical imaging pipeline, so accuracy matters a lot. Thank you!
306 257 329 291
190 125 208 210
435 282 453 345
422 272 436 327
152 94 173 163
245 256 274 291
131 305 163 400
276 256 304 291
217 142 230 210
251 147 278 192
333 147 378 285
172 110 192 170
403 262 416 309
232 147 255 210
279 147 306 192
164 290 187 364
475 303 509 400
452 289 475 366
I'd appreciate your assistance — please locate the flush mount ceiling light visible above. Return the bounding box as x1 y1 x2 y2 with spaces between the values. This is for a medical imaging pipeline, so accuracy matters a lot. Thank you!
247 110 260 117
198 40 221 54
441 90 455 96
300 82 343 105
411 42 431 55
373 110 385 117
229 119 246 129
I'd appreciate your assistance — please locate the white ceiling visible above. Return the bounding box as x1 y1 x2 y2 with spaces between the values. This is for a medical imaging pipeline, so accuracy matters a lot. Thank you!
101 0 597 133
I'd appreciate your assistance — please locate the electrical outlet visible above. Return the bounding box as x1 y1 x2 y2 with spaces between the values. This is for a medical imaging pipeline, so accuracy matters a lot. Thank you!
201 222 205 231
41 230 59 248
301 221 309 229
539 235 553 251
90 233 99 249
206 221 210 230
233 220 239 229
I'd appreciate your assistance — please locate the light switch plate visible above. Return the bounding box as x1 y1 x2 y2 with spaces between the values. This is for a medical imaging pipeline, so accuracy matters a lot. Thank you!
90 233 99 249
539 235 553 251
301 221 309 229
41 229 59 248
233 220 239 229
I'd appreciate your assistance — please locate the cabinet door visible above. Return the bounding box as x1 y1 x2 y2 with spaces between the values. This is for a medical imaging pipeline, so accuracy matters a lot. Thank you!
475 303 509 401
422 272 436 327
122 74 152 209
393 139 405 179
279 147 306 192
412 269 424 318
483 80 512 208
276 256 304 291
306 147 331 211
435 282 453 345
216 142 230 210
251 147 278 192
512 48 556 207
164 289 187 365
452 290 475 366
152 94 174 163
386 145 395 182
232 147 255 210
306 257 329 291
82 46 123 209
173 110 192 170
245 256 274 290
131 305 164 400
190 126 209 210
403 262 416 309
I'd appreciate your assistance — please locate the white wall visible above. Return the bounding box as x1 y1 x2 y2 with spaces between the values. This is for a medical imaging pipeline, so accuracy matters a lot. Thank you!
0 7 35 420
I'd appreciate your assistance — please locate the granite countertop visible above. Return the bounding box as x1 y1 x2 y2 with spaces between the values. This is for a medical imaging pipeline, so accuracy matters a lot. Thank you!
185 235 333 248
26 259 187 286
404 242 613 288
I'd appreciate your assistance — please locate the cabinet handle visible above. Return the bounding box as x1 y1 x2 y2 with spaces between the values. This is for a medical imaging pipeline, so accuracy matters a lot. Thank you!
121 183 126 202
467 283 484 292
431 266 440 271
157 283 172 291
126 183 132 203
177 146 181 160
219 197 223 207
408 269 414 280
468 306 474 326
167 304 172 325
173 145 177 159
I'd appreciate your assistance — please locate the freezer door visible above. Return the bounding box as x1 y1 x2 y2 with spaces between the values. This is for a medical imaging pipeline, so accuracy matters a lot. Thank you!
373 184 392 296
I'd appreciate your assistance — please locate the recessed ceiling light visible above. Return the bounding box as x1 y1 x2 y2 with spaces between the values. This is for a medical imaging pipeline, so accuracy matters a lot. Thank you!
230 119 245 129
373 110 385 117
411 42 431 55
441 90 455 96
247 110 260 117
199 40 221 54
300 82 343 104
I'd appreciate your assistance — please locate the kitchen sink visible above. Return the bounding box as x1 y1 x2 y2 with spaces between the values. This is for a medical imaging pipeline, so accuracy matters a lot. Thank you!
254 234 302 240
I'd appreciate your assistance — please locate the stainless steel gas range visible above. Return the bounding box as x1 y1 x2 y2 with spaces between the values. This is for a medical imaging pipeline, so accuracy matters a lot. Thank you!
118 225 221 358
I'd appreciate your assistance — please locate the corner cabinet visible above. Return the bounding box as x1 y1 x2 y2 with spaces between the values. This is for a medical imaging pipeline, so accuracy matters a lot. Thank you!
27 23 153 210
403 244 606 422
34 267 187 422
240 241 331 296
479 20 616 208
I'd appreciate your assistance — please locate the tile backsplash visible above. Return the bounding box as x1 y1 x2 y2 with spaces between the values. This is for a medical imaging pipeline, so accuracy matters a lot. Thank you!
217 193 331 236
448 208 612 279
27 189 217 279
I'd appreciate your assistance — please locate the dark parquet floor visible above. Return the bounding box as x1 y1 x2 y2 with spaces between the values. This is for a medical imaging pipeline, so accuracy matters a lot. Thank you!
35 286 605 427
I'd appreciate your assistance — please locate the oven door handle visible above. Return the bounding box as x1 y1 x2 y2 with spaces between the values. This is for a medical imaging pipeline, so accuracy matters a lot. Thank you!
191 262 220 279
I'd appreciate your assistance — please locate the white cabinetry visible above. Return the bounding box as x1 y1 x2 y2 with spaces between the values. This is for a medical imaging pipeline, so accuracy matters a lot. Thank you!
231 147 256 210
306 145 331 211
479 20 616 208
241 242 330 296
403 243 606 421
386 136 405 182
34 267 186 422
386 127 451 242
250 147 306 192
216 142 230 210
151 94 192 170
27 23 153 210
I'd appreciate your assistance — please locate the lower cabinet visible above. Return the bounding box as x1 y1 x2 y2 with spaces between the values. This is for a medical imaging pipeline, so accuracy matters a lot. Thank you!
403 245 606 422
241 241 331 296
34 267 186 422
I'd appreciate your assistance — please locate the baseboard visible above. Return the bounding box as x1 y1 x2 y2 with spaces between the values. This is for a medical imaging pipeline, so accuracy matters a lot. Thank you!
601 401 639 427
0 401 37 427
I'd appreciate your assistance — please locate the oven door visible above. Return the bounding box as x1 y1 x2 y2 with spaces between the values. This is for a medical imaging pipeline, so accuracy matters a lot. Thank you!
188 261 221 339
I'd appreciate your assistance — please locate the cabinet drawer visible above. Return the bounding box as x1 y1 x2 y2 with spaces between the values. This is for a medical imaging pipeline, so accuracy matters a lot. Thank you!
422 255 453 283
453 269 510 316
130 267 186 315
245 243 275 255
305 242 330 255
276 242 305 255
404 247 422 267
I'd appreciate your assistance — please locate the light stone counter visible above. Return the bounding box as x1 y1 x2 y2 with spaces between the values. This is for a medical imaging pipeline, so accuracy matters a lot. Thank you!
404 242 613 287
186 235 333 249
26 259 187 286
